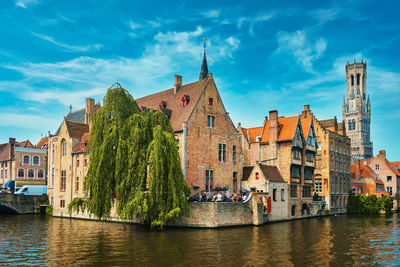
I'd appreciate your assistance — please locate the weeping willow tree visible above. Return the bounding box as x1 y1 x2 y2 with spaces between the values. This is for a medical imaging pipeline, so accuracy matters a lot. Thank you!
69 85 190 228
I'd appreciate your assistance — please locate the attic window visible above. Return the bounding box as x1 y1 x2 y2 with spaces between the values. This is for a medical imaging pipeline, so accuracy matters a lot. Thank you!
159 101 167 108
256 172 259 180
209 98 213 107
181 95 190 107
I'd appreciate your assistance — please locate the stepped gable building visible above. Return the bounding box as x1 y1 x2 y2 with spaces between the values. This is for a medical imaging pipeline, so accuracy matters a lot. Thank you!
300 105 351 212
238 109 317 217
241 163 288 221
362 150 400 209
137 49 243 194
342 61 373 160
48 98 99 214
0 139 47 189
350 160 388 198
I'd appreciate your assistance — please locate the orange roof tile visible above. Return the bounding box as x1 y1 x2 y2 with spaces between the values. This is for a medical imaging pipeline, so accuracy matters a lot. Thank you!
66 121 89 139
72 133 90 153
242 127 263 143
391 161 400 169
300 117 311 139
276 116 299 142
351 164 384 185
36 137 48 149
386 159 400 176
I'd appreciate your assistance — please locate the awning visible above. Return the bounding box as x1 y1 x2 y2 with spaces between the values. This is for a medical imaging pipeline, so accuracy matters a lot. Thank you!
5 180 15 188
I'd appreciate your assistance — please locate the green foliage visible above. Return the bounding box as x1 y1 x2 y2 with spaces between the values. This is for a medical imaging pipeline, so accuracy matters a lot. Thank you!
70 86 189 229
45 205 53 215
347 191 392 214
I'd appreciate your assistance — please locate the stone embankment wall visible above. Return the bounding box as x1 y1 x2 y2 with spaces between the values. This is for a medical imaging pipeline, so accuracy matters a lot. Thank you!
0 193 48 214
53 193 328 228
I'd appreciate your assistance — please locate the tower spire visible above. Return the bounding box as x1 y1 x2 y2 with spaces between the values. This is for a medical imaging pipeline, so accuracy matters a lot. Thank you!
199 38 209 80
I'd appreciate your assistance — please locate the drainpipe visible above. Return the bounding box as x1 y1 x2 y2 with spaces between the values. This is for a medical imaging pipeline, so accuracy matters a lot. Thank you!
70 153 74 217
182 122 187 181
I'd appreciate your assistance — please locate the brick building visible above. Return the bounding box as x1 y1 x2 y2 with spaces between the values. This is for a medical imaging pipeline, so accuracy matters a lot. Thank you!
239 109 317 217
47 99 97 214
363 150 400 209
137 51 242 194
301 105 352 212
350 160 388 198
0 138 47 190
242 163 288 221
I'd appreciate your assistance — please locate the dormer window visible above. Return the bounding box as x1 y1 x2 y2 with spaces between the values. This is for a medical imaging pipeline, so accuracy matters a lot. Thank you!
181 95 190 107
208 98 213 107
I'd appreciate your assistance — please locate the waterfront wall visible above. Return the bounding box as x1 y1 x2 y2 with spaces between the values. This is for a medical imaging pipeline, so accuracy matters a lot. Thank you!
52 193 328 228
0 193 48 214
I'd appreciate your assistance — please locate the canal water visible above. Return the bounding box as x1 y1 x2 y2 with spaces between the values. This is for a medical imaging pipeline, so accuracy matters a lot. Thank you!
0 214 399 266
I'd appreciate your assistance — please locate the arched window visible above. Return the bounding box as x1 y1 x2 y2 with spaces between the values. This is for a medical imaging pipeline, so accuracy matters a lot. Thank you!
23 155 30 165
352 120 356 130
62 140 67 157
291 205 296 216
255 172 259 180
18 169 24 178
33 156 39 165
28 169 34 178
351 75 354 86
38 170 44 178
357 74 360 85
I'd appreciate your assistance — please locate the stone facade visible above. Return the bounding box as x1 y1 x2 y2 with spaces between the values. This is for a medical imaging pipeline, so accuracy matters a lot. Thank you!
239 109 317 218
363 150 400 209
241 163 288 221
301 105 351 212
342 61 373 160
0 138 47 189
47 98 96 213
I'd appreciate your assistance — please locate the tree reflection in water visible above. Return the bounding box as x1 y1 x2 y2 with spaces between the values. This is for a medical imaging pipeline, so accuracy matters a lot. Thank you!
0 214 399 266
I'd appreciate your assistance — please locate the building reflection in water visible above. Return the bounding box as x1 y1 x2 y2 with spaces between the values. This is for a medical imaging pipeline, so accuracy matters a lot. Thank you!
31 214 398 266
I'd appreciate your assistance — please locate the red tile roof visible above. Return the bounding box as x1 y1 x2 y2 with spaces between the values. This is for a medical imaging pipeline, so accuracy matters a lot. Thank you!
386 159 400 176
350 164 384 185
136 77 209 132
72 133 90 153
241 127 263 143
36 137 48 149
391 161 400 169
300 117 311 139
66 121 89 139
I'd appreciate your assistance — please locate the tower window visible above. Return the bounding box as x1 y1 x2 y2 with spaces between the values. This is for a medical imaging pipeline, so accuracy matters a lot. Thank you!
351 75 354 86
208 98 213 107
357 88 360 95
357 74 360 85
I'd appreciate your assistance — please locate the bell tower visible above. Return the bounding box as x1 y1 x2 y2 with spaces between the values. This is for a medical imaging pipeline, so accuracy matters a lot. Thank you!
342 60 373 160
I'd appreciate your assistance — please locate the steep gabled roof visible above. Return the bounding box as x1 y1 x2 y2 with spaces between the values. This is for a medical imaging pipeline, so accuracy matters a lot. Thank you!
260 116 299 143
136 77 209 132
65 121 89 139
300 117 312 139
242 166 254 181
386 159 400 176
391 161 400 169
16 140 34 148
351 164 384 185
36 137 48 149
241 127 263 143
259 164 285 183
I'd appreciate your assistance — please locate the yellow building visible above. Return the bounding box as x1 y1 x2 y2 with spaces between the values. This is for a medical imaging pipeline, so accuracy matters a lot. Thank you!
300 105 351 212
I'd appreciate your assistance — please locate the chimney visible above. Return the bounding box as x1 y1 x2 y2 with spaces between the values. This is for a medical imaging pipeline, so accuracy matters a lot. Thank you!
302 104 311 118
269 110 279 143
379 150 386 158
174 75 182 94
8 137 15 159
85 98 95 124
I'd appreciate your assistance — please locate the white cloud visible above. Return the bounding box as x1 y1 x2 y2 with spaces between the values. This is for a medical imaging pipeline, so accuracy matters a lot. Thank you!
201 9 221 18
276 30 327 73
2 27 241 107
309 8 341 25
128 21 142 30
237 13 275 35
0 111 59 131
15 0 39 8
31 32 103 52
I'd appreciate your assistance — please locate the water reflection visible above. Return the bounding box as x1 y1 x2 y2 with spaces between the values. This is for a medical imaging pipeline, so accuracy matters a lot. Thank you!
0 214 398 266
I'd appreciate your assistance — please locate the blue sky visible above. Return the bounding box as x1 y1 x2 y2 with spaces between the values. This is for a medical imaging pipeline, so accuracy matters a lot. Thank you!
0 0 399 160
